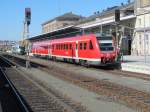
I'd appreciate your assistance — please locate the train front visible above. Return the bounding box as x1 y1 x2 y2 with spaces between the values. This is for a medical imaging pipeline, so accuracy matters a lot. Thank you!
96 35 119 66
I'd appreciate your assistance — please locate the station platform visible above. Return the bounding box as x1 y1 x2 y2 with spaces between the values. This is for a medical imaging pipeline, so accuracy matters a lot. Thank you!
121 55 150 75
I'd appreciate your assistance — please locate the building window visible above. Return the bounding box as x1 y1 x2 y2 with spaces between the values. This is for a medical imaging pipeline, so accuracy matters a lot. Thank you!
145 34 149 45
138 18 142 27
139 34 142 45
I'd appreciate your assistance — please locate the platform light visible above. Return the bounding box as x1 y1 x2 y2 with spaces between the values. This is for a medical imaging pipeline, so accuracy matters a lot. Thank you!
115 9 120 22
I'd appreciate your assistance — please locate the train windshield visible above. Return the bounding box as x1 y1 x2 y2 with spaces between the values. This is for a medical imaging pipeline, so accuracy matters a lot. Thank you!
97 36 114 52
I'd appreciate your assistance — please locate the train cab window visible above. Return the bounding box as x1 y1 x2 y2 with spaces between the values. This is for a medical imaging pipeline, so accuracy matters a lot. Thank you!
84 43 87 50
80 43 82 50
89 40 93 50
70 44 72 49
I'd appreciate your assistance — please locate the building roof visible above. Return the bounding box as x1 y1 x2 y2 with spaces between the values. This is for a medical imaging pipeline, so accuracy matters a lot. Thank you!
42 12 84 26
77 2 134 24
29 25 82 41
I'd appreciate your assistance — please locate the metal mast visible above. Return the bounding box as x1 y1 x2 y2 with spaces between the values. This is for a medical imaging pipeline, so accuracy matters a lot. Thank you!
24 8 31 68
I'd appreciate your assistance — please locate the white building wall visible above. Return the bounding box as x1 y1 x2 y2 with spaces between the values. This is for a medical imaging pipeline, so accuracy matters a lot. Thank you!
132 0 150 55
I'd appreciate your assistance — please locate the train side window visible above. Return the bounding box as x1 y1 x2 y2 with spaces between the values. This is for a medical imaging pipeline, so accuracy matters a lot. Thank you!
57 45 59 50
61 44 62 50
84 43 87 50
59 44 61 50
66 44 68 50
80 43 82 50
89 40 93 49
63 44 65 49
56 45 58 49
70 44 72 49
58 44 60 50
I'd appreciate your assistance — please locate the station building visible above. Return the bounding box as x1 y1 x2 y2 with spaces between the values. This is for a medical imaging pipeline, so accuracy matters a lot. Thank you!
76 2 135 55
41 12 84 34
29 0 150 56
133 0 150 55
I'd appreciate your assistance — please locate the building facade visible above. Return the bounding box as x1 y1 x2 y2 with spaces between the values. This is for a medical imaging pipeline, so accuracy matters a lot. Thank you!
132 0 150 55
42 12 83 34
0 40 16 51
76 2 135 55
33 0 150 56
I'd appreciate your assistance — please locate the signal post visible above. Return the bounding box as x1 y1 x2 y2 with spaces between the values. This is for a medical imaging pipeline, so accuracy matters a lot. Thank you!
24 8 31 68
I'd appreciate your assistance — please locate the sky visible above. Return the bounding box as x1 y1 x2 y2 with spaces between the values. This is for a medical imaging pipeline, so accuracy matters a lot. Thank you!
0 0 131 41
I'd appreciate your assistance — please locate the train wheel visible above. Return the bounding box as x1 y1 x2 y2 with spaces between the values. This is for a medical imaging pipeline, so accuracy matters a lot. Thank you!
85 61 90 68
52 56 56 61
64 58 67 62
72 59 76 64
80 60 89 67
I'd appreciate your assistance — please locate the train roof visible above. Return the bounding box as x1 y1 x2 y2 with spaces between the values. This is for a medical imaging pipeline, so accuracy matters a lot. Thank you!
29 26 82 42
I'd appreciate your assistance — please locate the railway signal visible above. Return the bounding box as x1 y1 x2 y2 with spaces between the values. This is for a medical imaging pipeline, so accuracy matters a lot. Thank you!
21 8 31 68
25 8 31 25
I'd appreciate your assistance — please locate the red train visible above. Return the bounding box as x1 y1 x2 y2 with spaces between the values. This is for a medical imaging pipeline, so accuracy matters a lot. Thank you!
31 34 119 66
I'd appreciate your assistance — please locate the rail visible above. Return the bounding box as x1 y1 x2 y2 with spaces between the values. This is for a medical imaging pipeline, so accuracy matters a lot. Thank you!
0 56 30 112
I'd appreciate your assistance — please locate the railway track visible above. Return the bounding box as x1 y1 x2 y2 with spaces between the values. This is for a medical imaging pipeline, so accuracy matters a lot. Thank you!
0 55 88 112
4 53 150 82
112 70 150 80
0 56 29 112
3 54 150 112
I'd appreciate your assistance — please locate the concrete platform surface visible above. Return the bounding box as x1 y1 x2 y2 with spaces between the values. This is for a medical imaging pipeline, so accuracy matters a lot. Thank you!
121 55 150 75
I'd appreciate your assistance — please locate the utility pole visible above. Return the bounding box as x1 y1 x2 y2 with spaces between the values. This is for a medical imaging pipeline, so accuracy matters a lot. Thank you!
115 9 120 48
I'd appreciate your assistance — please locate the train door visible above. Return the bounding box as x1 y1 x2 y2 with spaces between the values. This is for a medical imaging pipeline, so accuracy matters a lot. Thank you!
48 45 51 57
75 41 78 58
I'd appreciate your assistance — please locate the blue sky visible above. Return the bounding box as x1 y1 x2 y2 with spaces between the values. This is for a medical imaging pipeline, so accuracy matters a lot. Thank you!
0 0 131 41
